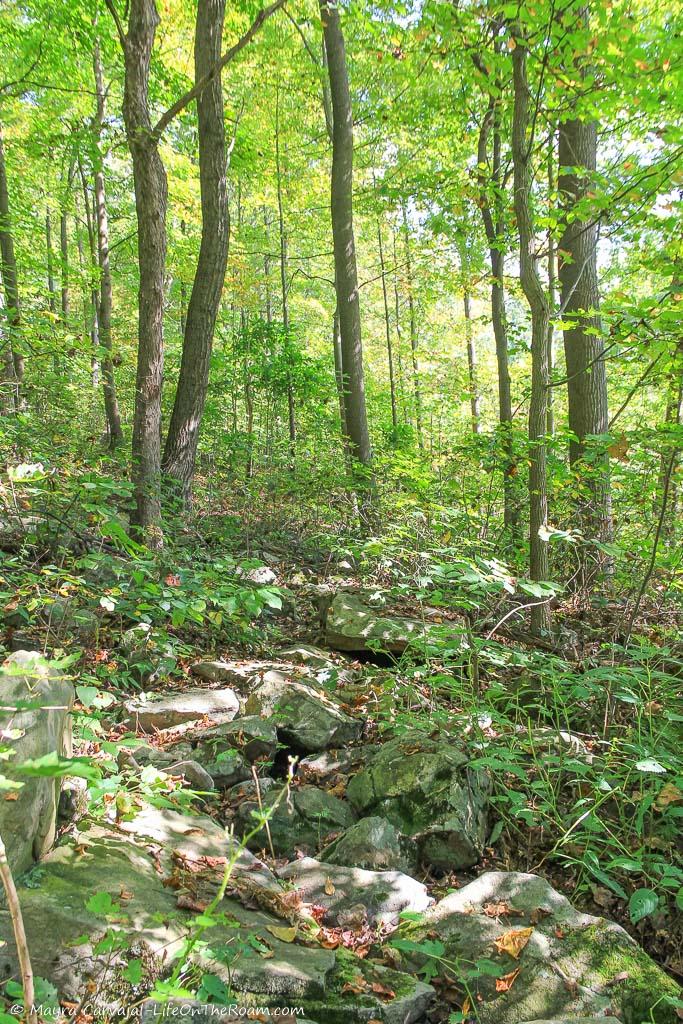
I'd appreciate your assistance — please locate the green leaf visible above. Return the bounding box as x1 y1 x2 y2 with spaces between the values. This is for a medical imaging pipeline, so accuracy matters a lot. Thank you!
634 758 667 774
122 958 143 985
629 888 658 924
17 752 101 782
86 892 117 915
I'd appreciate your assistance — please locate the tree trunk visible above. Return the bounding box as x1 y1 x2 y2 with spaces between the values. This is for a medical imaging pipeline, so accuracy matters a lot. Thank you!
59 202 70 325
512 28 551 634
459 243 481 434
320 0 372 476
78 163 101 386
401 202 423 447
332 305 348 442
559 115 612 544
0 125 23 408
93 37 124 446
392 228 407 424
377 220 398 432
121 0 168 544
547 128 556 435
46 209 57 315
163 0 229 500
274 82 296 462
476 89 518 533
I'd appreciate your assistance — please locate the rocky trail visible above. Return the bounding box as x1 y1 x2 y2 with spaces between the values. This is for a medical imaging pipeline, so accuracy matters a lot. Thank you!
0 584 680 1024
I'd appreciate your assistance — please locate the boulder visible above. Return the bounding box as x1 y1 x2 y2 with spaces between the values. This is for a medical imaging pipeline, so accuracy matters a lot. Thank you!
236 784 355 855
0 650 74 874
123 687 239 732
278 856 431 927
298 747 369 784
346 730 490 870
124 745 216 791
190 716 278 764
245 673 361 753
321 816 416 874
119 623 177 685
325 591 462 655
396 871 681 1024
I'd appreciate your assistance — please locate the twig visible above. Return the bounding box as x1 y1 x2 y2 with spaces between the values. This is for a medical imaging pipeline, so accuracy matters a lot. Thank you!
0 830 37 1024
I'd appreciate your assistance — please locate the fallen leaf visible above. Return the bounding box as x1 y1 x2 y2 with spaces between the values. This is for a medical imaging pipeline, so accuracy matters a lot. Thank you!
341 975 367 995
655 782 683 809
529 906 552 924
608 434 629 461
119 887 134 901
483 901 522 918
266 925 297 943
324 876 336 896
495 966 521 992
371 981 396 1000
493 926 534 959
4 793 18 802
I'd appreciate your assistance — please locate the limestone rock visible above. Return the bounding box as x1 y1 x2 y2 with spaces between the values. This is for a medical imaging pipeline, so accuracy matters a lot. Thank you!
0 650 74 874
191 715 278 763
321 816 416 874
346 729 490 870
236 784 355 855
397 871 681 1024
123 687 239 732
245 672 361 753
326 591 462 655
278 856 431 927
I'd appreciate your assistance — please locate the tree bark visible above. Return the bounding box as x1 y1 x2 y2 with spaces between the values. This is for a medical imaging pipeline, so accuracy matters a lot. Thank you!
547 128 556 435
559 115 612 543
401 202 423 447
512 27 551 634
120 0 168 544
476 85 518 533
163 0 230 499
78 162 101 387
93 36 124 446
377 219 398 432
274 82 296 461
46 209 57 315
0 125 23 409
320 0 372 477
459 243 481 434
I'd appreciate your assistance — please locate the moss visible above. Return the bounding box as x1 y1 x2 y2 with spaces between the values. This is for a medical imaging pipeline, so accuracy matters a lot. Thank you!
556 922 681 1024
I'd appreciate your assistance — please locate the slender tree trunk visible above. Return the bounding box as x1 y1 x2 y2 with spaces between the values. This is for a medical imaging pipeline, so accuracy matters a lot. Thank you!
476 88 518 534
512 28 551 634
332 305 348 442
59 201 70 325
401 202 423 447
78 163 101 386
274 82 296 461
320 0 372 479
459 243 481 434
559 115 612 544
121 0 168 544
547 128 556 435
179 219 187 335
46 210 57 315
163 0 230 500
0 126 22 408
377 220 398 432
0 830 37 1024
392 228 407 424
263 207 272 324
93 37 124 446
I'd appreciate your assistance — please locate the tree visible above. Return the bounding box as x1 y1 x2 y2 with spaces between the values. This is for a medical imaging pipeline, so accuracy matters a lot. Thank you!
320 0 372 477
163 0 230 499
0 124 23 409
559 108 612 546
511 25 551 633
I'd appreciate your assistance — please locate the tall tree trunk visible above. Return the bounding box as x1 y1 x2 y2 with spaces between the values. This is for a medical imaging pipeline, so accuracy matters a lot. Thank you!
332 305 348 442
392 228 407 424
120 0 168 544
546 128 556 435
559 116 611 544
459 243 481 434
93 37 124 446
0 126 22 408
401 202 423 447
476 86 518 533
59 200 70 325
163 0 229 499
274 82 296 461
377 220 398 432
77 167 101 387
512 27 551 634
46 209 57 315
320 0 372 477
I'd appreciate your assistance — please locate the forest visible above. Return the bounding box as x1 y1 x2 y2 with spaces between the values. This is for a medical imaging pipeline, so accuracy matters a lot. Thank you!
0 0 681 1020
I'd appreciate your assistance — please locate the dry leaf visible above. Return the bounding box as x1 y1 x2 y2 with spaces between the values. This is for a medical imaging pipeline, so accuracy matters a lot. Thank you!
370 981 396 1001
266 925 297 943
341 975 367 995
4 793 18 802
655 782 682 809
608 434 629 461
493 926 533 959
495 966 521 992
483 901 522 918
324 876 336 895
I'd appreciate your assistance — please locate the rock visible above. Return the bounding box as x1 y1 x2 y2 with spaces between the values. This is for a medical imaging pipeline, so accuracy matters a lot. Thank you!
326 591 458 654
321 816 416 874
236 784 355 855
127 746 215 791
301 957 433 1024
123 687 239 732
278 856 430 927
119 623 177 685
397 871 681 1024
0 650 74 874
298 746 369 784
245 565 278 585
119 621 153 657
190 716 278 763
190 659 242 683
39 599 99 643
278 644 342 669
346 730 490 871
245 672 361 753
0 807 334 1005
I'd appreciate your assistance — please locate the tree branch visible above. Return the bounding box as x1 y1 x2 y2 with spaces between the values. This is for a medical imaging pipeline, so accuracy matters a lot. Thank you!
103 0 127 51
153 0 286 139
